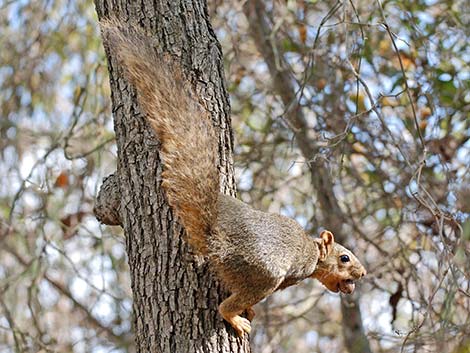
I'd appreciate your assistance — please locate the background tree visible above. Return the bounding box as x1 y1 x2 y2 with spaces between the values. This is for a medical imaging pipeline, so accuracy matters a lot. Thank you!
212 1 469 352
1 0 469 352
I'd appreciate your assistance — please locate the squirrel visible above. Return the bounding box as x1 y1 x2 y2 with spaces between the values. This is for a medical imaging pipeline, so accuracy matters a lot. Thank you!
101 21 367 337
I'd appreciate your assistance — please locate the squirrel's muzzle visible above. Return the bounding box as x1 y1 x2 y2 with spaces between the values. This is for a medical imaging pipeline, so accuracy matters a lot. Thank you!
339 266 366 294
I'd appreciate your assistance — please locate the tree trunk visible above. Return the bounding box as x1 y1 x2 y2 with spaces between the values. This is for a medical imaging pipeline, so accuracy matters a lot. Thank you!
93 1 250 352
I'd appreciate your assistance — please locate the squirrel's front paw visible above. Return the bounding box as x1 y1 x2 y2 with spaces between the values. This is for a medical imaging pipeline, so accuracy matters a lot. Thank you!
230 315 251 336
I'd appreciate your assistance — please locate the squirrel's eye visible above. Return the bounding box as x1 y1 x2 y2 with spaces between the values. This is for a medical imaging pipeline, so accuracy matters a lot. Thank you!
340 255 350 263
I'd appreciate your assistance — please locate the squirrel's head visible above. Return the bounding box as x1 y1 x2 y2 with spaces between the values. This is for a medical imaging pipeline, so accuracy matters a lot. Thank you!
311 231 366 294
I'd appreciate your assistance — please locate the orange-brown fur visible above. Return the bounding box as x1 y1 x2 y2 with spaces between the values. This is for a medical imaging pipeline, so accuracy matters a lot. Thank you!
100 21 366 337
101 20 218 255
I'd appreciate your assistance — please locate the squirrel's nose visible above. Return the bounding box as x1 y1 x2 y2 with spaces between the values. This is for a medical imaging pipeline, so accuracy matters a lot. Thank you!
361 268 367 278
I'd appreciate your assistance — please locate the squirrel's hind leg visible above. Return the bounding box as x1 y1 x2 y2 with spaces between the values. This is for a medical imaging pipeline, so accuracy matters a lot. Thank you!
219 293 254 336
218 283 280 337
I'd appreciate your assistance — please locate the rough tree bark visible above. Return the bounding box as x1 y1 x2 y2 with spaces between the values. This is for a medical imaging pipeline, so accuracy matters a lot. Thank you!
93 1 250 352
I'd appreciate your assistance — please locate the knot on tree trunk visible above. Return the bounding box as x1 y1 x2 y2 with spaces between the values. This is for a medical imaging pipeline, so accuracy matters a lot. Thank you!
94 173 122 226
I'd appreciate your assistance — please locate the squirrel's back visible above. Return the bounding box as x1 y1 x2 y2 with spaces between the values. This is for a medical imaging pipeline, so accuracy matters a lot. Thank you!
213 194 317 284
101 21 219 254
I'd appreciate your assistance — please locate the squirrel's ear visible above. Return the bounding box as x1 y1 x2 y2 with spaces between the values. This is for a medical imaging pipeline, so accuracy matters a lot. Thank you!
320 230 334 246
319 230 334 260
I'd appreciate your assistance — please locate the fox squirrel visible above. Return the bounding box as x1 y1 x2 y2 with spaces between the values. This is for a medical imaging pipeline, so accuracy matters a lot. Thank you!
101 21 366 337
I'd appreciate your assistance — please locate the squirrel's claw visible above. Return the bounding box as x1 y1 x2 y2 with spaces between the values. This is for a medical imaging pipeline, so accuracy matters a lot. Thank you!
230 315 251 337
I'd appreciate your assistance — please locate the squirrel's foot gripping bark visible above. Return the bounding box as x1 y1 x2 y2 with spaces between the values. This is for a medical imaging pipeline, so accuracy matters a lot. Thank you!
226 315 252 337
219 294 252 336
219 292 269 336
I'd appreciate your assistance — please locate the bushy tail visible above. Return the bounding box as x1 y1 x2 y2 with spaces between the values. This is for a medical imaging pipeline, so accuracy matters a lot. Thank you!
101 21 219 255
